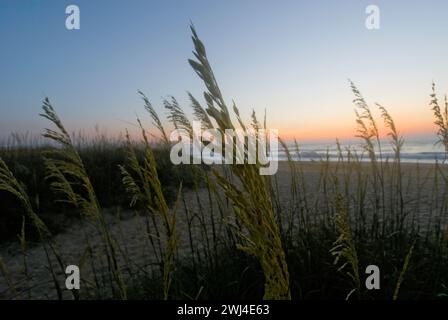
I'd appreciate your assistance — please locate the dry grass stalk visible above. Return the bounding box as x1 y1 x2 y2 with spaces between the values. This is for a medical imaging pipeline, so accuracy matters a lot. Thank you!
120 118 179 300
188 24 290 299
330 194 360 300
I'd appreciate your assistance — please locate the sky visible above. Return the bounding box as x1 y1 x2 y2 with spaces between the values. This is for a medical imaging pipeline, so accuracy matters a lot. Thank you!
1 0 448 142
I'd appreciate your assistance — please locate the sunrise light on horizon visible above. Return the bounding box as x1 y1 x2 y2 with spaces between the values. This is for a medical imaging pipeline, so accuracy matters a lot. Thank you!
1 0 448 143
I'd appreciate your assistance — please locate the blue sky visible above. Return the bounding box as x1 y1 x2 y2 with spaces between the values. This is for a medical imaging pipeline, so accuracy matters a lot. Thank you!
1 0 448 141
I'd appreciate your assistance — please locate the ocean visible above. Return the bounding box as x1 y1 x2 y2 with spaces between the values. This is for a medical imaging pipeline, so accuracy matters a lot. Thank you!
280 138 447 163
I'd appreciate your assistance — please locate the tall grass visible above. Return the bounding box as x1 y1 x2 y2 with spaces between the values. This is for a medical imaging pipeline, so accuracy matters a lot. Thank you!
430 82 448 156
187 25 290 299
0 155 71 299
40 98 127 299
330 194 360 300
120 120 180 300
